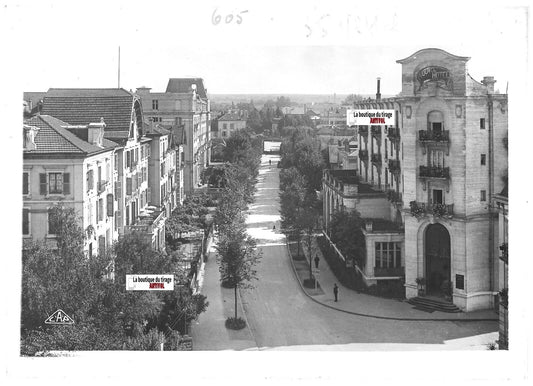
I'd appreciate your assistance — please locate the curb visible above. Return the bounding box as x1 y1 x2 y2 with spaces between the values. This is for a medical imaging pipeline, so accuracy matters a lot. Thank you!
237 287 260 349
284 238 497 322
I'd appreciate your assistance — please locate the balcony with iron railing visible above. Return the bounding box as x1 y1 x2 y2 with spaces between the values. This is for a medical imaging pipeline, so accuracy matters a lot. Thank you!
371 153 382 165
388 159 401 174
387 127 401 141
419 165 450 179
124 209 165 235
359 149 369 160
97 180 107 194
418 130 450 143
409 201 454 219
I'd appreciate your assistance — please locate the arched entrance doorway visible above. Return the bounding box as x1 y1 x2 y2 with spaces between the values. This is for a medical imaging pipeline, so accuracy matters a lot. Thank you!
425 223 451 296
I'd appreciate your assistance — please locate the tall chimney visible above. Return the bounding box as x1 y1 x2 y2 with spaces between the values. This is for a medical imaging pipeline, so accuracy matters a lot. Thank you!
376 77 381 101
23 124 40 151
482 76 496 94
88 118 106 147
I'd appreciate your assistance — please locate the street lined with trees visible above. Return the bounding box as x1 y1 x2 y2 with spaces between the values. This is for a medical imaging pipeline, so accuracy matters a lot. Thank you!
211 129 263 329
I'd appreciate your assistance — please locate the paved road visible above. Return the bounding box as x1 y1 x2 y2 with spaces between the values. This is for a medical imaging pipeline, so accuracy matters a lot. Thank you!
240 154 497 350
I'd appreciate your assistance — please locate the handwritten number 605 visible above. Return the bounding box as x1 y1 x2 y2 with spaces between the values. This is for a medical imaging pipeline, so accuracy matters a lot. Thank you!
212 9 248 25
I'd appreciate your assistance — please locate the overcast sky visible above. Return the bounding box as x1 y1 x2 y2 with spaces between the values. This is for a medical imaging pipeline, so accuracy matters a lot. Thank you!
7 0 527 96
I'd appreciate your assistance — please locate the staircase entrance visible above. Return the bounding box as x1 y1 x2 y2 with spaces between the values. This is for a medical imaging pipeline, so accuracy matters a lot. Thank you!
425 223 451 297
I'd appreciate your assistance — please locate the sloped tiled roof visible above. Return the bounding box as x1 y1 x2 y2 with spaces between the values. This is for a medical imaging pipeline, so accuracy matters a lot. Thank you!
166 78 207 99
24 115 116 155
218 112 245 121
42 88 136 132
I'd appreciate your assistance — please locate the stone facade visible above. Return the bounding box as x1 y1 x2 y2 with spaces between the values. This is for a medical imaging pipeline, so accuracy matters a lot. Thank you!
351 48 508 311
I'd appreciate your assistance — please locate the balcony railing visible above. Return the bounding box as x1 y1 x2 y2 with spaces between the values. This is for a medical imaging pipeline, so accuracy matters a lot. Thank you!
359 149 369 160
418 130 450 142
419 165 450 179
387 127 401 141
124 210 165 235
409 201 454 218
371 153 382 165
388 159 401 173
374 266 404 277
358 126 368 136
98 180 107 193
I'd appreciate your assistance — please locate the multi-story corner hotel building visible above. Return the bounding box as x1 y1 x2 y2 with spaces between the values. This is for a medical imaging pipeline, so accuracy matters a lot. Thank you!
323 48 508 311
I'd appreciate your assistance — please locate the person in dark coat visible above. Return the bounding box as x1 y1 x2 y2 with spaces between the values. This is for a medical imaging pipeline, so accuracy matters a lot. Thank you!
333 283 339 302
314 255 320 269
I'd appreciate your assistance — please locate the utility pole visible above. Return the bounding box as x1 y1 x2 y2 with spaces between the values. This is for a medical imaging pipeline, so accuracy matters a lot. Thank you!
118 46 121 88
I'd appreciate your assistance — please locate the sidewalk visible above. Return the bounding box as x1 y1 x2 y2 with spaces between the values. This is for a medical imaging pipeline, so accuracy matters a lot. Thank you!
190 247 258 351
288 236 498 322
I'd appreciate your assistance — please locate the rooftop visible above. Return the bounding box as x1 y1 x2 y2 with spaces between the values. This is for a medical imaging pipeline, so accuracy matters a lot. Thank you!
218 112 246 121
166 78 207 99
41 88 140 133
24 115 117 156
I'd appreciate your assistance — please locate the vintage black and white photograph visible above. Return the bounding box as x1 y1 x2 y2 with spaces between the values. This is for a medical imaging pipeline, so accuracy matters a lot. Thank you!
3 0 530 384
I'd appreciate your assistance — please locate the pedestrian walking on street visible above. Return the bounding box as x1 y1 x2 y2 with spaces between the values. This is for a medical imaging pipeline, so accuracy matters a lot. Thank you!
314 255 320 269
269 159 272 166
333 283 339 302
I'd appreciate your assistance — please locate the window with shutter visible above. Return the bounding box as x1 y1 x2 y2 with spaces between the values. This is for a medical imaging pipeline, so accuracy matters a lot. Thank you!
48 173 63 194
22 208 30 235
98 235 106 257
23 172 29 195
63 173 70 195
107 194 114 217
39 173 47 195
98 198 104 221
126 177 132 195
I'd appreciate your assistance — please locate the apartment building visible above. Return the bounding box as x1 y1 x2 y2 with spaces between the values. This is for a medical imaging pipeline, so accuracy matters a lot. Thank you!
144 122 178 218
23 115 119 257
39 88 167 250
136 78 211 196
324 48 508 311
217 112 246 138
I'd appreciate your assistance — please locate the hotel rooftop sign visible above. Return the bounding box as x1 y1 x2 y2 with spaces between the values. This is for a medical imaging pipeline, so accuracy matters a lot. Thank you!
416 66 452 91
